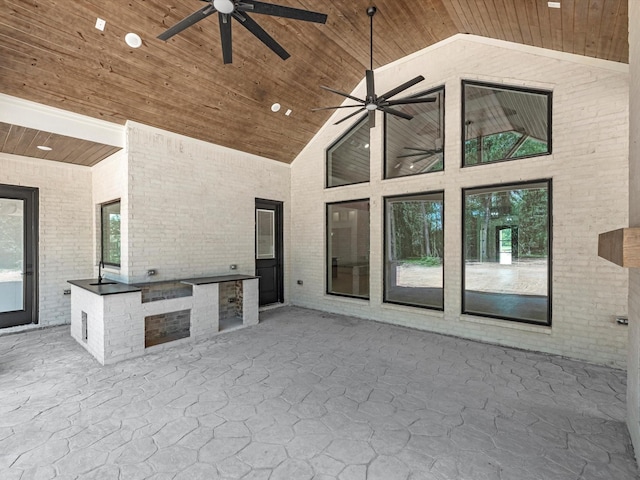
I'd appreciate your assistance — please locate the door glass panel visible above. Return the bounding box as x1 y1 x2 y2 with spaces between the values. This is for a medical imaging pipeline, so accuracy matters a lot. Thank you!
256 209 275 259
0 198 24 313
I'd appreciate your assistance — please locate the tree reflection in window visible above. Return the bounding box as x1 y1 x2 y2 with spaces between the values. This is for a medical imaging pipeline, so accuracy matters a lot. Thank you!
463 81 551 166
463 180 551 325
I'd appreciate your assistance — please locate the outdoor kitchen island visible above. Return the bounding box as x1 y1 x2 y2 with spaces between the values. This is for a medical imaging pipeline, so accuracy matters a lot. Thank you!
68 274 259 365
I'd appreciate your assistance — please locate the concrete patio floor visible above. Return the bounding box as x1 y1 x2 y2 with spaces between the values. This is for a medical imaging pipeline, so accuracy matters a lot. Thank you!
0 306 637 480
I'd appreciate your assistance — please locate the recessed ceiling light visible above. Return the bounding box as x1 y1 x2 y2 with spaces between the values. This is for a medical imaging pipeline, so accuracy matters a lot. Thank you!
125 33 142 48
548 2 561 8
364 143 369 149
37 145 52 151
271 103 281 112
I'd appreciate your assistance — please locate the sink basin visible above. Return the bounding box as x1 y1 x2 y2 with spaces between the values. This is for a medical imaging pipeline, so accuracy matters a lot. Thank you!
89 281 117 286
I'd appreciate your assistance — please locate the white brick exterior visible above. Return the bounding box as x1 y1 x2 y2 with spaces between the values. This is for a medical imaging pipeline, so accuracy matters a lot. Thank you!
290 35 630 368
627 0 640 460
125 122 291 290
0 154 93 327
92 150 129 282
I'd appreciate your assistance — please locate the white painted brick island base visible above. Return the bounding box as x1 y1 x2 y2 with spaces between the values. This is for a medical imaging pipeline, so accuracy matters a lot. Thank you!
69 275 259 365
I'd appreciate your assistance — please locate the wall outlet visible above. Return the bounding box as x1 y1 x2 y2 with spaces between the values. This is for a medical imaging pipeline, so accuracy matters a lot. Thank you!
297 280 303 285
230 264 237 270
228 297 236 303
63 289 71 295
147 269 156 276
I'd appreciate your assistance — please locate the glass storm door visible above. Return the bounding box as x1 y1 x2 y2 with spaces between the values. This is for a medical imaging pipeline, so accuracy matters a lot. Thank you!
0 184 38 328
255 199 283 306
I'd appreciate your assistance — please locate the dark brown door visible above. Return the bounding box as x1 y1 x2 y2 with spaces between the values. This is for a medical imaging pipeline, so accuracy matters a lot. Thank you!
0 184 38 328
255 199 283 306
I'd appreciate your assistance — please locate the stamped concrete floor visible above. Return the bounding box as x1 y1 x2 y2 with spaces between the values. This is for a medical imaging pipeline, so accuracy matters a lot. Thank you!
0 306 637 480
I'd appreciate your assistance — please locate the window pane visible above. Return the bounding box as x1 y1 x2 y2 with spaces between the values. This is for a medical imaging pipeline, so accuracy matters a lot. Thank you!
101 200 121 266
256 209 275 259
327 200 369 298
385 88 444 179
463 82 551 166
0 198 24 312
326 118 370 187
463 181 550 324
385 192 443 309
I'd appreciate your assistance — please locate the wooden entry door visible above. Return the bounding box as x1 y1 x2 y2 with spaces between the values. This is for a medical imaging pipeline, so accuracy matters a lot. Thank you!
0 184 38 329
255 199 283 306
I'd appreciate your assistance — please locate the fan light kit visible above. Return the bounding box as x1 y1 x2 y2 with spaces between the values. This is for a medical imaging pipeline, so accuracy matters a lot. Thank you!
313 6 436 129
157 0 327 64
213 0 235 14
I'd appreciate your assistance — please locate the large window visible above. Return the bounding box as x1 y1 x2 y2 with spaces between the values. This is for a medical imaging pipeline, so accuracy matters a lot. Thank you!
384 192 443 309
327 200 370 298
385 87 444 179
463 180 551 325
463 81 551 166
326 118 370 188
101 200 121 267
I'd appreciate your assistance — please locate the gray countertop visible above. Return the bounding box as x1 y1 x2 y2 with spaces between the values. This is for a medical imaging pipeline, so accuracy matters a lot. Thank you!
180 274 259 285
68 274 258 295
67 279 142 296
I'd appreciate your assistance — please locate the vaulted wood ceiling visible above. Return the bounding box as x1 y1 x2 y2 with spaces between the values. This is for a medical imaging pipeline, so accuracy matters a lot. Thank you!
0 0 629 165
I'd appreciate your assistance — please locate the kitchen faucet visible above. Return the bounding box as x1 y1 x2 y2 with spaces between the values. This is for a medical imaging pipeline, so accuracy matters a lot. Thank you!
98 260 104 284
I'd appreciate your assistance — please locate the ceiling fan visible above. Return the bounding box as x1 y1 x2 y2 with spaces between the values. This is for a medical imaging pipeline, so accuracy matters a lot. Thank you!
157 0 327 64
314 6 435 128
395 147 443 171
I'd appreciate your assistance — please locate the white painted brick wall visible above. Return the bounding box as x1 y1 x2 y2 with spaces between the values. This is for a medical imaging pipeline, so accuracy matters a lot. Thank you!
124 122 291 303
92 150 128 281
627 0 640 460
0 154 93 327
290 35 630 368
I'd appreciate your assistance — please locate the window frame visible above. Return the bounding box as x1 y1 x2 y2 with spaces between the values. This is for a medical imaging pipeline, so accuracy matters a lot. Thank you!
326 198 370 300
325 117 370 189
383 190 445 311
461 80 553 168
100 199 121 268
383 86 445 180
461 179 553 326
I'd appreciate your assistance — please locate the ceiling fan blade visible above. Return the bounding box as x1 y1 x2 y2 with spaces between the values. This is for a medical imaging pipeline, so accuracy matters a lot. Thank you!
365 70 375 100
396 150 440 158
384 97 437 106
311 105 363 111
242 1 328 23
320 86 365 104
380 106 413 121
368 109 376 128
233 11 290 60
334 107 366 125
379 75 426 101
219 13 232 64
403 147 441 152
157 4 216 40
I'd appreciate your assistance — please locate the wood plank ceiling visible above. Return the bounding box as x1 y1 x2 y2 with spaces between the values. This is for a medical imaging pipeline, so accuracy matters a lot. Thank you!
0 0 629 165
0 122 121 166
